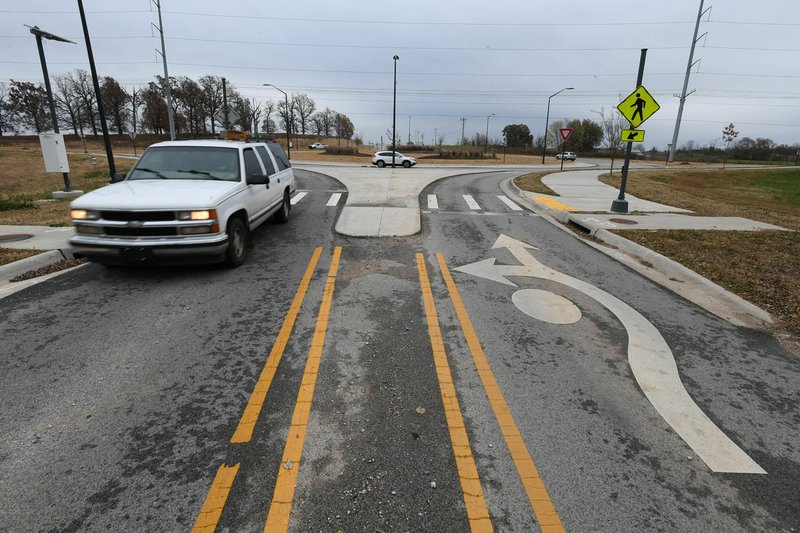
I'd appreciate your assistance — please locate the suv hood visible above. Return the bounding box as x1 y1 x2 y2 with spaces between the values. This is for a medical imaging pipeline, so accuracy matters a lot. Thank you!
71 179 241 210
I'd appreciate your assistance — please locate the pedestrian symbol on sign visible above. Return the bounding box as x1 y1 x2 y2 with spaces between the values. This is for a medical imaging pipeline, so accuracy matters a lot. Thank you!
631 93 646 123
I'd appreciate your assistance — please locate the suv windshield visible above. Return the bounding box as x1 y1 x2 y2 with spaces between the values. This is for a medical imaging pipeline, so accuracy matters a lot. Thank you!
128 146 240 182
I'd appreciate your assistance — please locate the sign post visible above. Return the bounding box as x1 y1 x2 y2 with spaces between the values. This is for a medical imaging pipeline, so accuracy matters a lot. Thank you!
559 128 573 171
611 49 659 213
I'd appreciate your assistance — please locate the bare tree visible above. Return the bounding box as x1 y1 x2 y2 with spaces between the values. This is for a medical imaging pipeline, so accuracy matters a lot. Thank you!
593 106 627 173
127 87 141 135
199 75 224 134
100 76 130 135
231 95 262 133
6 80 49 133
54 74 83 136
292 93 316 135
0 82 13 136
172 77 204 133
721 123 739 169
72 69 99 136
261 100 276 133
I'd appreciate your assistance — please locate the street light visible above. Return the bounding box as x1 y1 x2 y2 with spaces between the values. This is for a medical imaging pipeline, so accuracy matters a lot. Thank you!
541 87 573 164
485 113 495 153
27 24 75 192
392 55 399 168
263 83 291 160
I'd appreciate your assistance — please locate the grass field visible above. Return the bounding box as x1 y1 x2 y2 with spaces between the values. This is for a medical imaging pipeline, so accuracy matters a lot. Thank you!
599 168 799 340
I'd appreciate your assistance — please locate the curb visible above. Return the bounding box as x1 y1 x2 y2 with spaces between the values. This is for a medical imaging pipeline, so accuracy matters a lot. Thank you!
504 177 773 329
0 248 75 284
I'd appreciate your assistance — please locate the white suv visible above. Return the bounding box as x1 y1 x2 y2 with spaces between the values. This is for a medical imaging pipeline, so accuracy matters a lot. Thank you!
69 139 295 267
372 151 416 168
555 151 577 161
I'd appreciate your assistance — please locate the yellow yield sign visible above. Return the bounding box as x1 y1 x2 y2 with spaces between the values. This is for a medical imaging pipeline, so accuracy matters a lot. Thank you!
617 85 660 128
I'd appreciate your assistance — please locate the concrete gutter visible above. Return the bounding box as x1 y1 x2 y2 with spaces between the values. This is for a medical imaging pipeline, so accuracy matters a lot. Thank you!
0 248 80 300
503 178 774 329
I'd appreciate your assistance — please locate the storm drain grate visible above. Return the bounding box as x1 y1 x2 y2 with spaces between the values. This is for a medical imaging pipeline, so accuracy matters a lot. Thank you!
0 233 34 243
609 218 639 225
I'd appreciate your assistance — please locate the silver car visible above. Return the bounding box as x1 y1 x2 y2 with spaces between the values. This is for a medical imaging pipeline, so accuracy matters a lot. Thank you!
372 151 417 168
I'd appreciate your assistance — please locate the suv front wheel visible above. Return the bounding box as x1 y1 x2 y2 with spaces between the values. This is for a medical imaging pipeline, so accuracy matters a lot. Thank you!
224 217 248 267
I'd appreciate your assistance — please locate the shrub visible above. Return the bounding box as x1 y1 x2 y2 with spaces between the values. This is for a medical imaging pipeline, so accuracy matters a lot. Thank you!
324 146 358 156
0 195 35 211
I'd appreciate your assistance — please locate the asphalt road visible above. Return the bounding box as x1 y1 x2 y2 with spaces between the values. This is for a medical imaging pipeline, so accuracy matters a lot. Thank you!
1 169 798 532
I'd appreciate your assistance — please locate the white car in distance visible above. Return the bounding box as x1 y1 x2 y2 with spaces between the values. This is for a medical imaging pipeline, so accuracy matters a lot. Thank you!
371 151 417 168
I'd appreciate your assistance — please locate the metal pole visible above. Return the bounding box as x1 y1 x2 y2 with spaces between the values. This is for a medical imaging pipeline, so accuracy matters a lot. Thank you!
77 0 116 176
408 115 411 144
611 49 648 213
392 55 398 167
541 87 573 164
222 77 229 130
668 0 707 162
485 113 494 153
153 0 176 140
34 34 72 191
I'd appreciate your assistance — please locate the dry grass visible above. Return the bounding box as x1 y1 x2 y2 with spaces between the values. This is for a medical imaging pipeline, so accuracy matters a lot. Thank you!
0 248 39 266
513 172 559 195
600 168 800 338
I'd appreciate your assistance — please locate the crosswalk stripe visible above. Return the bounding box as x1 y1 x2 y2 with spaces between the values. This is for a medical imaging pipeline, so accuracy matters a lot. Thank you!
497 195 523 211
326 193 342 207
427 194 439 209
463 195 481 210
290 192 308 205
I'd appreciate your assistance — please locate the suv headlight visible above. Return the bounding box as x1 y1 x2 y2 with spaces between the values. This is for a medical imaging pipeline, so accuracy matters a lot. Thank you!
178 209 217 221
70 209 100 220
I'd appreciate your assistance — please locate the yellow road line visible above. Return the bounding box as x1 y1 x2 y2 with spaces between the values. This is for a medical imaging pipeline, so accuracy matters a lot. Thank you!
263 246 342 533
436 253 566 533
532 196 577 212
231 246 323 444
192 463 240 533
416 253 494 533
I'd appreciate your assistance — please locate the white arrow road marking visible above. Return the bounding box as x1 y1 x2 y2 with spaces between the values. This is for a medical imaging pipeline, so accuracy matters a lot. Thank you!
454 233 766 474
326 193 342 207
290 191 308 205
462 195 481 210
497 195 523 211
427 194 439 210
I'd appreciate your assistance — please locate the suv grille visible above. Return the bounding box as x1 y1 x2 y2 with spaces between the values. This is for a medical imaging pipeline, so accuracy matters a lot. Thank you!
102 211 175 222
104 227 179 237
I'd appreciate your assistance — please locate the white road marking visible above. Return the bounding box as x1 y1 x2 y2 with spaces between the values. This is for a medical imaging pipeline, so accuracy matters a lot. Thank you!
326 193 342 207
290 192 308 205
427 194 439 210
455 234 766 475
462 195 481 210
497 195 523 211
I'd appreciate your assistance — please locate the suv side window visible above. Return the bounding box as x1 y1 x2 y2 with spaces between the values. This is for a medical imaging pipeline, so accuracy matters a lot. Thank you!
243 148 263 176
254 145 277 176
267 143 291 171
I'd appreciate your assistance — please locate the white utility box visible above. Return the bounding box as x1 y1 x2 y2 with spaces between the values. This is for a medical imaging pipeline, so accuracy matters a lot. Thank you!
39 133 70 173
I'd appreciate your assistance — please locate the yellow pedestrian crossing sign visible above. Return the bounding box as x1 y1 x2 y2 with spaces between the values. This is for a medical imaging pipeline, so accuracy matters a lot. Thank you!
621 129 645 142
617 85 660 128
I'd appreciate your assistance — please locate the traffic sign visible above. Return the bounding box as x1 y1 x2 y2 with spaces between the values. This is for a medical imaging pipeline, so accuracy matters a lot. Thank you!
621 129 645 142
214 106 240 126
559 128 573 141
617 85 660 128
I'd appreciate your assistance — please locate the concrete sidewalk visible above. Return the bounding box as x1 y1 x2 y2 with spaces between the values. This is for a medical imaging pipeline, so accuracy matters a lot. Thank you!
523 169 790 233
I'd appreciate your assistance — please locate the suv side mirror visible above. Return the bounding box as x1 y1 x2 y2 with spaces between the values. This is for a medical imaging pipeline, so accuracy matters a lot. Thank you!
246 173 270 187
111 172 127 183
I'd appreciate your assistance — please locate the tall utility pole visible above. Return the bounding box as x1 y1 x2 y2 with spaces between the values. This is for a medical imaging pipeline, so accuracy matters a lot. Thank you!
152 0 176 140
408 116 411 144
222 77 229 130
460 117 466 145
77 0 115 177
668 0 710 162
392 55 399 167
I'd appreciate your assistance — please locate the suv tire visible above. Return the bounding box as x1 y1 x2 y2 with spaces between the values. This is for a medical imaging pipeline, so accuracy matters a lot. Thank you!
376 160 386 168
224 217 248 267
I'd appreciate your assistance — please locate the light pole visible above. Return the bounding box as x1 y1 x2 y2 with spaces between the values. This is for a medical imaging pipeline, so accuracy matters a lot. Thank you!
392 55 399 168
263 83 291 160
27 25 75 191
541 87 573 164
485 113 495 153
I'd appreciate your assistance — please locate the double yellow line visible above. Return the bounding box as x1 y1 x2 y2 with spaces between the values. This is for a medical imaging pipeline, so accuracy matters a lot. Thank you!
194 247 564 533
417 252 565 533
193 245 339 533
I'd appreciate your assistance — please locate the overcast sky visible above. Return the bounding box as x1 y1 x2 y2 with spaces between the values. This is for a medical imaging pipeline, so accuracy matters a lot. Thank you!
3 0 798 149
